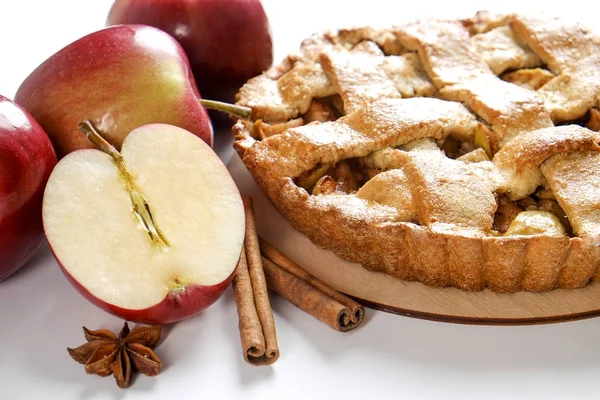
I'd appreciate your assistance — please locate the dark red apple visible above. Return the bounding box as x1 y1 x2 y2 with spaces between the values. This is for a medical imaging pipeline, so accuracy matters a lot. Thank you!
106 0 273 103
0 95 57 281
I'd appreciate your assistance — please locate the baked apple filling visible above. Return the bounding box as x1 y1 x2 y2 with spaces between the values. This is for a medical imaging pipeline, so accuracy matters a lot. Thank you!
504 211 566 236
295 158 370 195
245 94 345 140
500 67 554 91
302 95 344 123
588 109 600 131
492 193 573 237
558 109 600 133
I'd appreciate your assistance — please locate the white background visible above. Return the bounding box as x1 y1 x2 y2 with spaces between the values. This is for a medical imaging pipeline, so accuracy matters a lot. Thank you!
2 1 600 399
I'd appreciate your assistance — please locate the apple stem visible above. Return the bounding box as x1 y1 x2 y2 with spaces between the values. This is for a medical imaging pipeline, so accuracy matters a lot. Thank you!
78 120 170 250
199 99 252 119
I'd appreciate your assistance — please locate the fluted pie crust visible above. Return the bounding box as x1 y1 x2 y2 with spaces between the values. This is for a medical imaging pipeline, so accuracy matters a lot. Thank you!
232 12 600 293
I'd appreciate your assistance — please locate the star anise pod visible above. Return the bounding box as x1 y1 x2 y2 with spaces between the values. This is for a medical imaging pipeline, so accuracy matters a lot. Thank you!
67 321 163 388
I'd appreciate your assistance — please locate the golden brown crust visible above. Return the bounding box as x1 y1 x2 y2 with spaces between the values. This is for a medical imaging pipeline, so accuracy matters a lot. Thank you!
397 149 497 234
511 16 600 122
494 125 600 172
234 117 600 293
320 43 401 114
233 12 600 293
395 18 553 151
470 25 541 75
461 11 512 35
240 98 476 181
493 125 600 199
541 152 600 236
355 169 417 222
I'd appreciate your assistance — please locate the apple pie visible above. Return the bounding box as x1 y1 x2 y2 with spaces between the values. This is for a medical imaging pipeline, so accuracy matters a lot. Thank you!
232 12 600 292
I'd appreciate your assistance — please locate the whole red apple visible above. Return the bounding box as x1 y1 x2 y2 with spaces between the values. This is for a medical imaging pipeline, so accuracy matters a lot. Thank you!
107 0 273 103
15 25 213 158
0 95 57 281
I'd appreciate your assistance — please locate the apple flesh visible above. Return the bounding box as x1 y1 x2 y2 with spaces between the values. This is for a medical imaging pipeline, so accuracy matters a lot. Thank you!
0 95 57 281
106 0 273 103
15 25 213 159
42 123 245 324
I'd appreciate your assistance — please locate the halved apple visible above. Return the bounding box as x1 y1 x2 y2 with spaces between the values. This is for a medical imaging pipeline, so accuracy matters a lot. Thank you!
42 123 245 324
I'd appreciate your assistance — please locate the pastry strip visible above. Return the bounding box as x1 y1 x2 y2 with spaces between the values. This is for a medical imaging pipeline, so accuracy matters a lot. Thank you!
511 16 600 122
541 152 600 236
470 25 541 75
320 43 400 114
493 125 600 199
395 149 497 234
395 19 552 149
249 97 476 180
277 61 336 115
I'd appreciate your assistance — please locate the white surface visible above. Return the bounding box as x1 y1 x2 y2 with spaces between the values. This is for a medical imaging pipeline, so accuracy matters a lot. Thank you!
2 1 600 399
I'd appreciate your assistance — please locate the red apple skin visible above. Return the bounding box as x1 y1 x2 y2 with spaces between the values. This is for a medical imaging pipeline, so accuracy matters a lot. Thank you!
0 95 57 281
15 25 213 159
53 248 237 325
107 0 273 103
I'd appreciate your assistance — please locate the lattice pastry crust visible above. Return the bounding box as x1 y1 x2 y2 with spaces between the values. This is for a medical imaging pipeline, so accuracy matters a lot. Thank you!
233 12 600 292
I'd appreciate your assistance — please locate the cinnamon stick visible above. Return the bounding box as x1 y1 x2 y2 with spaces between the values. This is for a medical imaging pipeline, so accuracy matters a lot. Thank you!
259 238 365 332
231 197 279 366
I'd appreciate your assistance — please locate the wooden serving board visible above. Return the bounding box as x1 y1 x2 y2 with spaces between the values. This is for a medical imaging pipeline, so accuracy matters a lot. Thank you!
228 154 600 325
